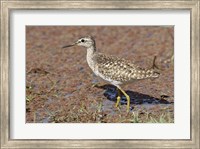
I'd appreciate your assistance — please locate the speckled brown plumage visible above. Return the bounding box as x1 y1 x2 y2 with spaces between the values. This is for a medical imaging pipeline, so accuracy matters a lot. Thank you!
93 53 159 84
62 36 160 111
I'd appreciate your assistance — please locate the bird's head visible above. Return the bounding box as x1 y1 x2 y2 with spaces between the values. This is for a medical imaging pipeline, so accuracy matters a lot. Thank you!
62 36 95 49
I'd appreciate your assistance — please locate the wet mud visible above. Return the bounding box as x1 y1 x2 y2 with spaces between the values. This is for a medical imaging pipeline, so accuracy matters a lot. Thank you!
26 26 174 123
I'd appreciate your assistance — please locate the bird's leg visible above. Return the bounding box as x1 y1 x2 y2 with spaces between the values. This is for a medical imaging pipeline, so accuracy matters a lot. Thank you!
115 88 121 107
117 86 130 112
91 75 103 88
91 82 100 88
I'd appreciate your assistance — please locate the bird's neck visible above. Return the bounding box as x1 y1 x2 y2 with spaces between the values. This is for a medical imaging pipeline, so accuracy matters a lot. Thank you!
86 45 96 70
86 45 96 56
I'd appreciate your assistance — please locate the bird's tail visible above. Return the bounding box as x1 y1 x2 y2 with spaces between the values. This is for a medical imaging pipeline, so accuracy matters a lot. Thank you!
130 56 160 80
151 70 160 78
142 68 159 79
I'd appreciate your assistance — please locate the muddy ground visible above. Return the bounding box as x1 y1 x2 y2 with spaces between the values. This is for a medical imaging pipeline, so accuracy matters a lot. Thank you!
26 26 174 123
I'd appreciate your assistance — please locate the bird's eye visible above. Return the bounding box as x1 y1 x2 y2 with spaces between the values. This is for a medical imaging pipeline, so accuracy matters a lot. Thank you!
81 39 85 42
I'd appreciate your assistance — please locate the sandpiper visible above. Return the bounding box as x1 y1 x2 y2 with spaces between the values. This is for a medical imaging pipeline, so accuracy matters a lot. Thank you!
62 36 160 111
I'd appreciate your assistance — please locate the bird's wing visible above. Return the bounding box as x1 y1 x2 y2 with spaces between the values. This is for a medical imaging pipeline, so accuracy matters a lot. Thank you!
94 53 159 82
93 53 141 82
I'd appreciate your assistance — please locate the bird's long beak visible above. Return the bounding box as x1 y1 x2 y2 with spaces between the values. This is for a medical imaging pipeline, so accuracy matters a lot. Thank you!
62 42 76 48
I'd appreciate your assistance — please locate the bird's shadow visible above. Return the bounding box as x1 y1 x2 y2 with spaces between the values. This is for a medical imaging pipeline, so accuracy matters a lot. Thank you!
95 84 173 105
